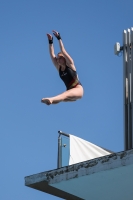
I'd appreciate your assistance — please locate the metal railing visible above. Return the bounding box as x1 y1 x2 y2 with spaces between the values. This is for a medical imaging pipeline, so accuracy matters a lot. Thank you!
57 131 70 168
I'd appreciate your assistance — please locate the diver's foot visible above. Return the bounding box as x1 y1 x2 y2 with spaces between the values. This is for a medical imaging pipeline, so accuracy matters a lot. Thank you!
41 98 52 105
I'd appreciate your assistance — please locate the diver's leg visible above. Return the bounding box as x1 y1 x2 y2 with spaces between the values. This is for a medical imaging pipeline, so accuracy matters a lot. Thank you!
41 85 83 105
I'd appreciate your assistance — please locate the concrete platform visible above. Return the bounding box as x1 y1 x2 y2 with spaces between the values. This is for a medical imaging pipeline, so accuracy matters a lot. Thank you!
25 148 133 200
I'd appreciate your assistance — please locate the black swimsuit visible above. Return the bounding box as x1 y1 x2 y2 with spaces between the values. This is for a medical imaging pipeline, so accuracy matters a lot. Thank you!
59 65 82 90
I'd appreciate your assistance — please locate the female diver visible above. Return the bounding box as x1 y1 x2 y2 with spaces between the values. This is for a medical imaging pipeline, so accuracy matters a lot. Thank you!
41 30 84 105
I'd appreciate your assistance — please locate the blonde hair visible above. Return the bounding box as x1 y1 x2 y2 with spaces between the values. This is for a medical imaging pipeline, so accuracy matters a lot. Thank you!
57 52 64 57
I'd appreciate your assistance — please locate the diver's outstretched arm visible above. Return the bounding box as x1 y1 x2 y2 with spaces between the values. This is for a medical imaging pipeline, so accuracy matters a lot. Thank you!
53 30 76 71
47 33 58 70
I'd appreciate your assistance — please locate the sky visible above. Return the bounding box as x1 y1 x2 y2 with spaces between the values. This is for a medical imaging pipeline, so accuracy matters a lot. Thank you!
0 0 133 199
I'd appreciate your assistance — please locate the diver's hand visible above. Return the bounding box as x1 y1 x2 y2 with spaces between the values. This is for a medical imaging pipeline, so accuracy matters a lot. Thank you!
52 30 61 40
47 33 53 44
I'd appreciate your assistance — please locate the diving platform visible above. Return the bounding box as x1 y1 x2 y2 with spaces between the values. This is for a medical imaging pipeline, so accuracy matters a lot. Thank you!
25 148 133 200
